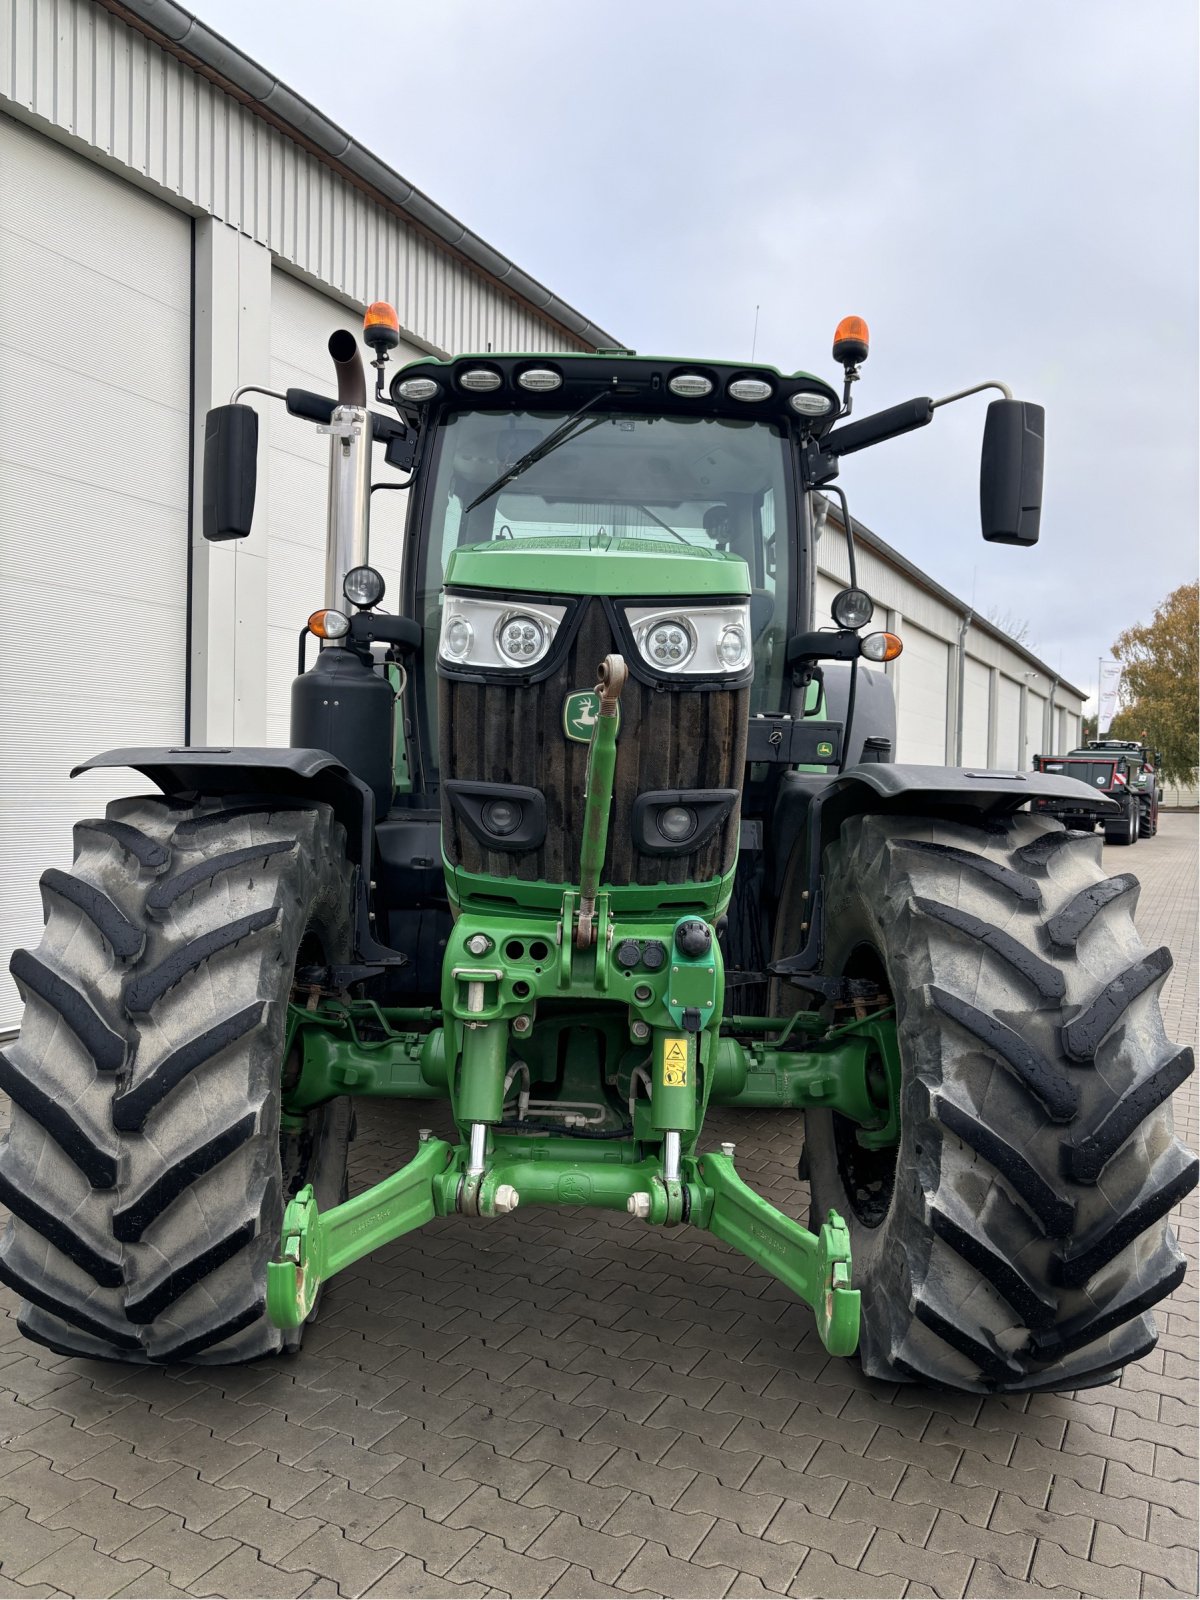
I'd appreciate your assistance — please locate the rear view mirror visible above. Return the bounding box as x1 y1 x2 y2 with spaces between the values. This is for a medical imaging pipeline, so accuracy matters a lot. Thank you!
980 399 1044 545
203 404 258 540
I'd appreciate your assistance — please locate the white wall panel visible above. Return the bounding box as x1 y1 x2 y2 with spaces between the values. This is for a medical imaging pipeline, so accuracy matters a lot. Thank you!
2 0 584 360
996 676 1022 766
0 113 190 1025
896 623 949 763
962 656 991 767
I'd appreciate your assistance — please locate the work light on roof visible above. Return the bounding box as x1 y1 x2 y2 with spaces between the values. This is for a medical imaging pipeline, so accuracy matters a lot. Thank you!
397 376 441 402
728 378 772 402
668 373 713 398
460 367 503 392
790 391 834 416
517 367 563 393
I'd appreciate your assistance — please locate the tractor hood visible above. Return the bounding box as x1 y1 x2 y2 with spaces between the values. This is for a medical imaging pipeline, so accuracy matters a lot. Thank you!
444 534 751 599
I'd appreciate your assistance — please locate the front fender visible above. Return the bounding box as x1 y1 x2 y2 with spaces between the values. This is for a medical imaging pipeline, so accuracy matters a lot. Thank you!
771 763 1117 979
72 745 398 969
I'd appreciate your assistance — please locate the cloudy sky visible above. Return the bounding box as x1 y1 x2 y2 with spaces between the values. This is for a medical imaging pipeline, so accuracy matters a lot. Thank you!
190 0 1198 702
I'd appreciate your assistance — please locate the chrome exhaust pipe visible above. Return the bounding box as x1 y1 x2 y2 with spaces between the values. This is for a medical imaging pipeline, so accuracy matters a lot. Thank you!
323 331 372 610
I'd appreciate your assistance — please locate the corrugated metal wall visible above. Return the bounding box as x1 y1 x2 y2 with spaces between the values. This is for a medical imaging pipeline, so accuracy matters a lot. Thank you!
1 0 582 358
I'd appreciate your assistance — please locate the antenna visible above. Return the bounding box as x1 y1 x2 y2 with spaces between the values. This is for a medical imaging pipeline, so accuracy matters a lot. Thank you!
750 304 760 362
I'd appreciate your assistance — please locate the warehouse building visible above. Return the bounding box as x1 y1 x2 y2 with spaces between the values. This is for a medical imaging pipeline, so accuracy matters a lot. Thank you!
0 0 1085 1025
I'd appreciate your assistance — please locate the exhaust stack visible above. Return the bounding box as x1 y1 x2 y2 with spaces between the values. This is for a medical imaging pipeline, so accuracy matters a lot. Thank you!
323 330 372 609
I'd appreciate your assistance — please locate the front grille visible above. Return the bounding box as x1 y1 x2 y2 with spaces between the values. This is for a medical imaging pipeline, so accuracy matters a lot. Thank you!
440 599 748 886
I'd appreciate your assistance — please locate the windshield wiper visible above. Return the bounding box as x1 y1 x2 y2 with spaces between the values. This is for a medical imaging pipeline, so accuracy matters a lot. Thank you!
465 389 612 513
634 503 689 544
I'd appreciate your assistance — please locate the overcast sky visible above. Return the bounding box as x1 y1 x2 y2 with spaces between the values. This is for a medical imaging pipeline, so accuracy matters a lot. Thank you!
190 0 1198 703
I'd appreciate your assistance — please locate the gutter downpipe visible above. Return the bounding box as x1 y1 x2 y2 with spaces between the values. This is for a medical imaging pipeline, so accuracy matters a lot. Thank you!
954 609 973 765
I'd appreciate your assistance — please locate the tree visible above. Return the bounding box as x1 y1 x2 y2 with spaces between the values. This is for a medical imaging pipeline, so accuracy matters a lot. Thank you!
985 605 1032 646
1108 581 1199 785
1081 714 1098 743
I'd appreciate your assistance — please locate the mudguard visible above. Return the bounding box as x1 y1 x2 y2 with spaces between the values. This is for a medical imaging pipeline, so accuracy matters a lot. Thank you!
771 762 1118 977
71 746 399 968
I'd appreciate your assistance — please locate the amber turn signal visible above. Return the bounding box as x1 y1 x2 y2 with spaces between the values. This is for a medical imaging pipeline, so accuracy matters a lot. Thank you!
860 630 902 663
833 315 870 367
308 608 350 640
363 301 400 352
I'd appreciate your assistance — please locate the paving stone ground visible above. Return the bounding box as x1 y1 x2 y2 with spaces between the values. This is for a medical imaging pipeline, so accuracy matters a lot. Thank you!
1 815 1197 1599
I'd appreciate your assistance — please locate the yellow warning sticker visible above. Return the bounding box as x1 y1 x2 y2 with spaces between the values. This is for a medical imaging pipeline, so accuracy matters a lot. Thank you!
661 1037 689 1088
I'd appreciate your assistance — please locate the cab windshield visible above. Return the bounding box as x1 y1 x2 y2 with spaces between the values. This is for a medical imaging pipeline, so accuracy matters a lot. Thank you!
414 409 794 768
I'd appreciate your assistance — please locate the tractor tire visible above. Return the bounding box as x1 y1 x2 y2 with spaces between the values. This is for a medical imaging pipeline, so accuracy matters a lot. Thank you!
1139 802 1157 840
1105 798 1138 847
0 796 354 1363
793 812 1197 1393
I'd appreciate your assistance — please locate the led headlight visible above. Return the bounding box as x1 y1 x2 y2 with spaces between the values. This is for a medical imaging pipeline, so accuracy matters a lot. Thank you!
497 613 547 664
668 373 713 397
517 367 563 392
830 587 874 629
343 565 386 608
397 376 441 402
789 390 834 416
626 601 753 677
645 618 696 669
438 594 567 670
728 378 772 402
459 367 503 392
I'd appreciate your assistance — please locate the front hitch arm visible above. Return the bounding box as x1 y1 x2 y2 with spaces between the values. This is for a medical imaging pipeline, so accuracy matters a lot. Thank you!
694 1150 860 1356
267 1136 453 1329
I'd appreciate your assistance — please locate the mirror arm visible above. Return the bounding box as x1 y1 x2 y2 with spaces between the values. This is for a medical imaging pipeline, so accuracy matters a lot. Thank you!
931 379 1014 410
230 384 287 406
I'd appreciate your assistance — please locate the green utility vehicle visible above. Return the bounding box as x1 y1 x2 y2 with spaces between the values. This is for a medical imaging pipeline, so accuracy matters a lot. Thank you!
1033 739 1162 844
2 309 1195 1395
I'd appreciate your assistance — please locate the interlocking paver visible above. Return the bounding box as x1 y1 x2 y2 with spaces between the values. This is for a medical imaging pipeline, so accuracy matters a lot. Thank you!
591 1448 698 1508
111 1564 192 1598
788 1548 899 1598
526 1510 644 1584
603 1489 715 1559
676 1472 782 1537
18 1535 152 1598
0 813 1195 1598
445 1531 569 1596
187 1546 323 1598
617 1539 737 1597
111 1514 238 1588
365 1501 484 1573
1028 1540 1144 1598
0 1503 77 1578
42 1482 167 1555
129 1466 249 1532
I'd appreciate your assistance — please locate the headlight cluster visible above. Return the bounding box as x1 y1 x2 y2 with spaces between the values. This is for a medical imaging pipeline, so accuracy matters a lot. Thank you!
625 602 752 677
439 595 754 679
438 595 568 670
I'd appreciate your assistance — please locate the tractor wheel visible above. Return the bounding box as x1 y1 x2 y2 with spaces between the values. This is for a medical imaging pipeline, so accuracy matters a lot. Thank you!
0 796 354 1363
1105 798 1138 846
791 812 1197 1393
1139 803 1157 839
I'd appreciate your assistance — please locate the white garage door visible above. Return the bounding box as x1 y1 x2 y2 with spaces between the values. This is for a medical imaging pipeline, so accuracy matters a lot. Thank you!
995 676 1022 766
1026 692 1047 766
266 273 421 745
962 656 991 766
896 623 949 763
0 117 190 1026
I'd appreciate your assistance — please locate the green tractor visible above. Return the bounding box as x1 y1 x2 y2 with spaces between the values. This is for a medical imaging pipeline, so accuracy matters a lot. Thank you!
2 308 1195 1395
